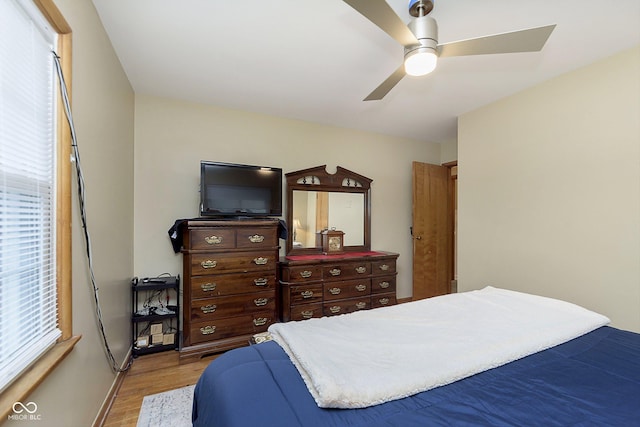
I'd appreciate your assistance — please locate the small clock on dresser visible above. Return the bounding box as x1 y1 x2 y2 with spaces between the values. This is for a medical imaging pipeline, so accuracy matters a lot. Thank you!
321 229 344 255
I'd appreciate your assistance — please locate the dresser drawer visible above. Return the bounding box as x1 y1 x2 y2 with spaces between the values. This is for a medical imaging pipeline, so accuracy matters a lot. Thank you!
372 259 396 275
190 251 276 275
289 303 323 321
324 279 371 301
283 265 323 283
371 276 396 294
323 262 371 281
289 284 323 305
324 298 370 316
190 312 275 345
372 294 397 308
191 273 275 299
191 291 276 321
278 252 399 328
236 228 277 248
189 228 236 250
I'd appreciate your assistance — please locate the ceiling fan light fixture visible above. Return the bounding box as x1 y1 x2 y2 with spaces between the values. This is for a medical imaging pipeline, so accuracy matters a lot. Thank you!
404 48 437 76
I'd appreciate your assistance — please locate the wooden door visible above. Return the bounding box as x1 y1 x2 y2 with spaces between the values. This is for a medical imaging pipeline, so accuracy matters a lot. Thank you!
412 162 454 300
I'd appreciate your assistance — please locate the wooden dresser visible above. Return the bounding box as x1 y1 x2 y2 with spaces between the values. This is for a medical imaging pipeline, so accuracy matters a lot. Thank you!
279 251 399 321
180 218 279 362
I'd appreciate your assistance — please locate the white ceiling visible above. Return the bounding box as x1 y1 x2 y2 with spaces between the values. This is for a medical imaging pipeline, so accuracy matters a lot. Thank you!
91 0 640 143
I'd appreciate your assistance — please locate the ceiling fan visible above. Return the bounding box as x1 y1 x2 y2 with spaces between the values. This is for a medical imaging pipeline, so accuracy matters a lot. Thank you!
343 0 556 100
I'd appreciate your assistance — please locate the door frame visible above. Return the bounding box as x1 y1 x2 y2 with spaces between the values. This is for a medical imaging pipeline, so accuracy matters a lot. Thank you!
443 161 457 291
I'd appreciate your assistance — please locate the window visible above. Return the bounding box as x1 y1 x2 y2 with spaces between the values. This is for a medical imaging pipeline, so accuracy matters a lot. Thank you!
0 0 75 407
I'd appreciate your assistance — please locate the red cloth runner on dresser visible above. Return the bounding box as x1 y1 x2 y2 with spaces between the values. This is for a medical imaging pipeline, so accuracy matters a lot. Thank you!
285 251 385 261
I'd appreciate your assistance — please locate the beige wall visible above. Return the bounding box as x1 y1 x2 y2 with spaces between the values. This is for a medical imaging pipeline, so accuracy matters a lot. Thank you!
440 138 458 164
2 1 136 426
133 94 441 299
457 46 640 332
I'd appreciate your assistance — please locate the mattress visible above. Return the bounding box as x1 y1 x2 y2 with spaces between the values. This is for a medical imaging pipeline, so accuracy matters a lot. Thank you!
192 325 640 426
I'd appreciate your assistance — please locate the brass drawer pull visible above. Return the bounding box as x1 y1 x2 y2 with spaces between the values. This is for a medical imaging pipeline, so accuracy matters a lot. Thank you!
379 298 390 305
355 284 367 292
201 282 217 292
201 260 217 269
204 236 223 245
355 266 367 274
301 310 314 319
254 297 269 306
254 278 268 286
200 304 217 314
253 317 268 326
329 306 341 314
329 268 341 276
301 290 314 299
329 287 341 295
356 302 367 309
253 257 268 265
379 264 390 271
249 234 265 243
200 325 216 335
299 270 313 278
379 281 390 289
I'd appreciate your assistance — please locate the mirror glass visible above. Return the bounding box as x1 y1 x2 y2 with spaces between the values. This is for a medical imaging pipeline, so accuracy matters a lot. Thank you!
291 190 364 249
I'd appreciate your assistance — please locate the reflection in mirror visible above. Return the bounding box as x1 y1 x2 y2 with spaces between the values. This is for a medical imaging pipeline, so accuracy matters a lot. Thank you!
291 191 364 249
285 165 372 255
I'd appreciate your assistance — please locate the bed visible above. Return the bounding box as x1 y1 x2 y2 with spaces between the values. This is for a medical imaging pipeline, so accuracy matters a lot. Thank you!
192 287 640 426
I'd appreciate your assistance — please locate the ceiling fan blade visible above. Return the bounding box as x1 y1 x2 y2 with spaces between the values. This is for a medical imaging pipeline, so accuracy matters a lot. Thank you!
364 64 406 101
343 0 419 47
438 24 556 58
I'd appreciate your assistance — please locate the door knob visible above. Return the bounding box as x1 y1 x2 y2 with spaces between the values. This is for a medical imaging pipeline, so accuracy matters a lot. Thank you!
416 236 422 240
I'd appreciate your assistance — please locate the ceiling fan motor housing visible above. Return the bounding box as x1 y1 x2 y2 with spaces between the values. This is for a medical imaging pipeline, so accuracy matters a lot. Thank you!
405 15 438 57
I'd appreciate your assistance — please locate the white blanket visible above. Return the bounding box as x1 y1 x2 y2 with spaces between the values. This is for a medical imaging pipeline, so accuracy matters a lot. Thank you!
268 286 609 409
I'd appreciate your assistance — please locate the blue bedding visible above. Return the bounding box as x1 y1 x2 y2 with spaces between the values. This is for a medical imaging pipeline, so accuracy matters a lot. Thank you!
192 326 640 426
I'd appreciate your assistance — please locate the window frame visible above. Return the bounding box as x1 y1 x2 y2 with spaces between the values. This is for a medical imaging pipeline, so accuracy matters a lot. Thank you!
0 0 78 418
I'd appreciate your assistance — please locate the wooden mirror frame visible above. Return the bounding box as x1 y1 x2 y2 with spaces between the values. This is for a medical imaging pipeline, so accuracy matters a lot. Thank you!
285 165 372 255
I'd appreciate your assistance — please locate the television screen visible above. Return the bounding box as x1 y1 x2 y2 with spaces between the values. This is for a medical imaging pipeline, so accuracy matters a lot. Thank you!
200 161 282 217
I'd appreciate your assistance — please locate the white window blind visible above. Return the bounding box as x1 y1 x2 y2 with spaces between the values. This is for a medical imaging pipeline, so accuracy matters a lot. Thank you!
0 0 61 392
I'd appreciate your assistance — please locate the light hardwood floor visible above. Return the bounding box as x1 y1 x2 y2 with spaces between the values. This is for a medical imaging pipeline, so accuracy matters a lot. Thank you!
102 350 218 426
101 299 413 426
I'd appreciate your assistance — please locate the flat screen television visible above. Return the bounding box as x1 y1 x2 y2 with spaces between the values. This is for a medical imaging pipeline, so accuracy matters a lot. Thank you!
199 161 282 217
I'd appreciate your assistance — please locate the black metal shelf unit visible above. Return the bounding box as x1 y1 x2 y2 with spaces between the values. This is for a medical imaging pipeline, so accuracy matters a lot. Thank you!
131 275 180 357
